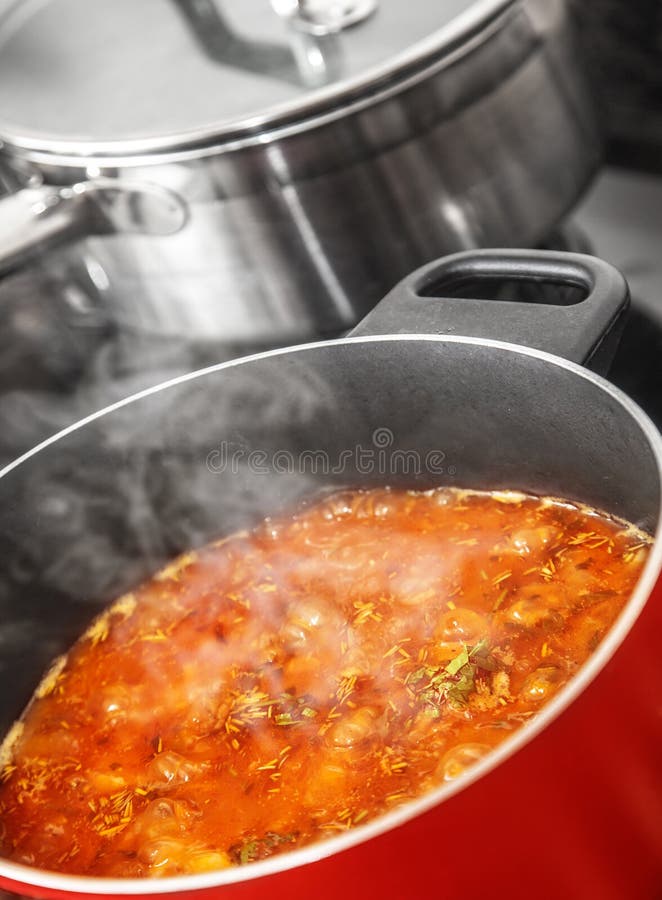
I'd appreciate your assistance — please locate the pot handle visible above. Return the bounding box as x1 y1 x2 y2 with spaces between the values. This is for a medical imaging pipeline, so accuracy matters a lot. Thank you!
0 179 187 278
349 249 630 372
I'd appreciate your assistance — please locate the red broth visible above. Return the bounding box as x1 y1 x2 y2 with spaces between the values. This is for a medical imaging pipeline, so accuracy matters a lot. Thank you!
0 487 651 876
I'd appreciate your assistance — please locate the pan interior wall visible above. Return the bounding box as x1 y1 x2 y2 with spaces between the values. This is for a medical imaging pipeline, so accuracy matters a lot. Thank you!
0 338 658 730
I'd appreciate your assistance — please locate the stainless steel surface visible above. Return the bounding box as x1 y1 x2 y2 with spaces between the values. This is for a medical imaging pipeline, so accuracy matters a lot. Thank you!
0 0 511 153
0 0 602 342
0 181 187 278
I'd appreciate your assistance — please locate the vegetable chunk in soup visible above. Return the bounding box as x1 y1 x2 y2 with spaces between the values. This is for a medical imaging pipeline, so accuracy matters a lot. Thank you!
0 487 651 877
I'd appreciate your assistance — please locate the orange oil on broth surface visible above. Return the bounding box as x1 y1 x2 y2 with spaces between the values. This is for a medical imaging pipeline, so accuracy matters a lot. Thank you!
0 487 651 876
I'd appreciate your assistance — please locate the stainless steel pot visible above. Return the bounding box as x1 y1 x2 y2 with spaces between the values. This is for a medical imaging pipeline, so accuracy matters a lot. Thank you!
0 0 601 343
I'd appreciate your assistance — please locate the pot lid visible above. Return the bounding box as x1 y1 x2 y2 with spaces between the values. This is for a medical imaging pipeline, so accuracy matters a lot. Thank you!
0 0 513 158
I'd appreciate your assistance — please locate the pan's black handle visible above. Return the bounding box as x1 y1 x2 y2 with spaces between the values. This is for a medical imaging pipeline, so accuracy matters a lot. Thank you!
350 250 630 372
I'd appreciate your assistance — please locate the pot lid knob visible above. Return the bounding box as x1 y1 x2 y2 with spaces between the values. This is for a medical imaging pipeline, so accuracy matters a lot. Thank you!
271 0 378 35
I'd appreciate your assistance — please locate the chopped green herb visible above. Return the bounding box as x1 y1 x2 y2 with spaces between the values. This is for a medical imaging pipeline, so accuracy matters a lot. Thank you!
239 840 258 865
234 832 298 866
447 665 477 705
274 713 295 726
444 647 469 676
469 639 498 672
416 641 499 709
